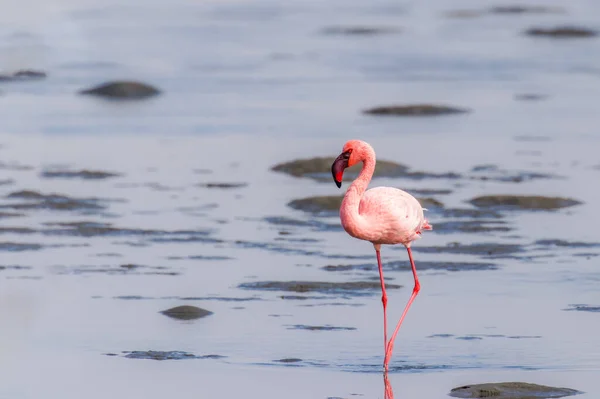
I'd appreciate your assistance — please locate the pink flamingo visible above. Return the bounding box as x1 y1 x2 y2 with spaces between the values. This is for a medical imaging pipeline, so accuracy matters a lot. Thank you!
331 139 432 372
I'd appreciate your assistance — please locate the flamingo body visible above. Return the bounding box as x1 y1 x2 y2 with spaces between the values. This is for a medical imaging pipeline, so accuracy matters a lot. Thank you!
342 186 430 245
331 139 432 372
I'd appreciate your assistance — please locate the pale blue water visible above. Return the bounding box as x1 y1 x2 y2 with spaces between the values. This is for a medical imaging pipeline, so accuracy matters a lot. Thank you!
1 0 600 398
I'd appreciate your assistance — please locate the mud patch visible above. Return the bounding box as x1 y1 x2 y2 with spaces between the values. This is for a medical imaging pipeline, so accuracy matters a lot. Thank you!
119 351 225 360
0 69 46 81
413 242 524 258
320 26 400 35
275 358 303 363
197 182 248 189
468 165 560 183
563 304 600 313
3 190 109 212
433 220 512 234
469 195 582 210
0 242 43 252
322 260 498 273
79 81 161 99
159 305 213 320
514 93 549 102
449 382 582 398
525 26 598 38
272 156 408 181
286 324 356 331
40 169 122 180
238 280 401 296
264 216 341 231
42 221 217 244
363 104 470 116
490 5 565 14
52 263 179 276
0 179 14 186
534 239 600 249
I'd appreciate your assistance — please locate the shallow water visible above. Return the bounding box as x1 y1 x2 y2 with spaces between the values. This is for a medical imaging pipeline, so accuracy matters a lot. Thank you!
1 0 600 398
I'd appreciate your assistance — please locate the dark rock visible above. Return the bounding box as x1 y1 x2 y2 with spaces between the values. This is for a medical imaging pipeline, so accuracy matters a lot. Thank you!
3 190 106 212
286 324 356 331
535 239 600 248
414 242 524 258
444 10 485 19
121 350 224 360
288 196 342 215
449 381 582 398
40 169 122 180
238 280 401 295
514 93 549 102
564 304 600 313
79 81 161 99
0 69 46 82
0 242 43 252
363 104 470 116
272 156 409 180
159 305 213 320
469 195 582 210
275 358 303 363
321 26 400 35
322 260 498 272
433 220 512 234
490 6 565 14
525 26 598 38
196 182 248 189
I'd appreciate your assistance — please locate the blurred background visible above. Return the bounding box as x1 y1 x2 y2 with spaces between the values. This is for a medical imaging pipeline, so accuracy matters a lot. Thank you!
0 0 599 398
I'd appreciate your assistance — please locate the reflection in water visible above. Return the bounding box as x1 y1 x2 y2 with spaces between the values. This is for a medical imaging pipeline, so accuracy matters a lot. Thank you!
384 373 394 399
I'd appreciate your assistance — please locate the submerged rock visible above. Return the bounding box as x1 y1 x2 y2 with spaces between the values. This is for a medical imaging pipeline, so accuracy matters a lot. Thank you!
321 26 400 35
122 350 225 360
78 81 161 99
514 93 549 102
490 6 565 14
0 69 46 81
469 195 582 210
563 304 600 313
363 104 470 116
238 280 401 295
271 156 409 180
159 305 213 320
196 182 248 189
525 26 598 38
287 324 356 331
449 381 582 398
40 169 122 180
3 190 106 212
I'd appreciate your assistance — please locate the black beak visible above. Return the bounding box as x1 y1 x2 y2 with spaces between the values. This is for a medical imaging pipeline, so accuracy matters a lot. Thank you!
331 152 349 188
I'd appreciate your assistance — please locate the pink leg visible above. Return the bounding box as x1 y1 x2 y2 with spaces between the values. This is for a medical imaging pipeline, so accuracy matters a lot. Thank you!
375 249 388 367
384 246 421 369
384 372 394 399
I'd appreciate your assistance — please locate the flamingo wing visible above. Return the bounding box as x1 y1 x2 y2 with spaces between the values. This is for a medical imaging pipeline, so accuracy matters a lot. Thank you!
359 187 430 245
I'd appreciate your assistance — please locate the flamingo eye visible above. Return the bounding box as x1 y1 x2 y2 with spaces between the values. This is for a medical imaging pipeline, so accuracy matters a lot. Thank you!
342 150 351 159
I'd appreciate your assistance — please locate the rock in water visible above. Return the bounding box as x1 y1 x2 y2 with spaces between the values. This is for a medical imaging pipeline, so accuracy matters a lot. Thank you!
469 195 582 210
449 381 582 398
525 26 598 38
363 104 470 116
0 69 47 81
159 305 213 320
78 81 161 99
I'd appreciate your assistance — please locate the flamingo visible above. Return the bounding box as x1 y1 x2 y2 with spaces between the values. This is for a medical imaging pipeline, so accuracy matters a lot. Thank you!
331 139 432 372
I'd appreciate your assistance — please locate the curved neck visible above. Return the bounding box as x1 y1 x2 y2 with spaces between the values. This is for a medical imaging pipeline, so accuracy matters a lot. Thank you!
347 157 375 200
340 153 375 238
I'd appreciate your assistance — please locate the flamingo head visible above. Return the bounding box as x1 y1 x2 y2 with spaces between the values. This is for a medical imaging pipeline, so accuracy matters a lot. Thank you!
331 140 365 188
